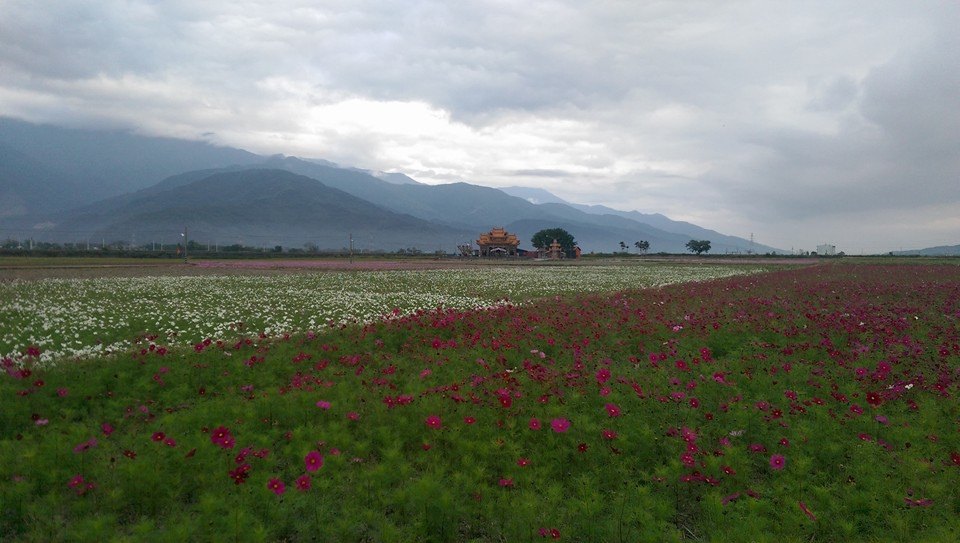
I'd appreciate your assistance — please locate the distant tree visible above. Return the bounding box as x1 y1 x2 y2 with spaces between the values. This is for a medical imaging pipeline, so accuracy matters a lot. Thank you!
619 241 628 252
531 228 577 257
634 240 650 254
304 242 319 253
685 239 711 255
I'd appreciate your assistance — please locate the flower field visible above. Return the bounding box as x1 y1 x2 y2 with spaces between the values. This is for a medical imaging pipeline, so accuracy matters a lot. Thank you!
0 263 762 365
2 263 960 541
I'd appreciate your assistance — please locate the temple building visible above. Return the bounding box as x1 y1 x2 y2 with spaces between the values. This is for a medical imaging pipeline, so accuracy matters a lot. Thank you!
546 239 565 259
476 227 520 257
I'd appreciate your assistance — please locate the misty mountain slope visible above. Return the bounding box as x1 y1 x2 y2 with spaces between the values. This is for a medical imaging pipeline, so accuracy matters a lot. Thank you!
48 169 474 250
0 117 262 206
0 143 82 218
261 156 570 228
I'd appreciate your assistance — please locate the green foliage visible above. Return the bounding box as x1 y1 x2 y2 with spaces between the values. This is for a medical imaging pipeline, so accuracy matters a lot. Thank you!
1 263 959 541
531 228 576 255
686 239 712 255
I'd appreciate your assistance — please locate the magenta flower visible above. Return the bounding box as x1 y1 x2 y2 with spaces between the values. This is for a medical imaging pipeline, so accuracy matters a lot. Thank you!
210 426 235 449
604 403 621 417
602 428 618 440
550 418 571 433
528 418 542 431
267 478 286 495
425 415 442 429
296 474 311 491
769 454 786 470
315 400 331 410
304 451 324 472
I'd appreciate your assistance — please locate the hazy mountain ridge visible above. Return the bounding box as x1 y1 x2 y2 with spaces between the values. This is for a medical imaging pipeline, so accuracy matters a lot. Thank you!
1 118 785 253
891 245 960 256
45 169 473 250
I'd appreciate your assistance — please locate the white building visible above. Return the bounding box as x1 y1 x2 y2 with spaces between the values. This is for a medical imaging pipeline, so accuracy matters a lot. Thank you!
816 244 836 256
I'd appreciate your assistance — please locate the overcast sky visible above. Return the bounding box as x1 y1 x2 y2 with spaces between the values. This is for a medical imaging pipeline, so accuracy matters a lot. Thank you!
1 1 957 253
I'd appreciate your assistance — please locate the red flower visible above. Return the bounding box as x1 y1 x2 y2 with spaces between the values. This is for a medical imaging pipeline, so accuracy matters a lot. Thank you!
528 418 542 430
464 416 476 425
604 403 621 417
151 432 165 442
866 391 883 407
498 478 514 488
602 428 618 440
769 454 786 470
425 415 442 429
229 464 251 485
296 474 311 491
577 442 589 453
210 426 234 449
267 478 286 495
517 457 530 467
550 418 571 433
304 451 324 472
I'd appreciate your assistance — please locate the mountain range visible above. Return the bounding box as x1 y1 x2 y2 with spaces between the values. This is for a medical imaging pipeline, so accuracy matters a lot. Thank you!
0 116 788 253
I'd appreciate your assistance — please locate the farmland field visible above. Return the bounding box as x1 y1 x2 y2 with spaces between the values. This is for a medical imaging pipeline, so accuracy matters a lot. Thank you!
2 261 959 542
0 261 767 365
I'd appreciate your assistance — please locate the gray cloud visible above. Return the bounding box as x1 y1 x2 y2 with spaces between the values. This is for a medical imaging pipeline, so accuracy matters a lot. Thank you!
1 0 957 252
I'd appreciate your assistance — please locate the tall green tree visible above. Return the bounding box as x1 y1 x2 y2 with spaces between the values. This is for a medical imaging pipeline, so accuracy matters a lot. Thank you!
685 239 711 255
531 228 576 257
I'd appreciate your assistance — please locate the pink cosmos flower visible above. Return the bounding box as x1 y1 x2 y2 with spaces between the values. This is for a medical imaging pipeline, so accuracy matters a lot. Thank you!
550 418 571 433
296 474 311 491
604 403 621 417
267 478 286 495
210 426 234 449
425 415 442 429
602 429 618 440
517 457 530 467
315 400 331 410
769 454 786 470
305 451 324 472
101 423 114 436
528 418 542 430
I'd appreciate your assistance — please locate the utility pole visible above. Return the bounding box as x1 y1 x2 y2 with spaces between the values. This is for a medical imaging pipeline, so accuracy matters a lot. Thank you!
349 233 354 264
182 226 188 263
